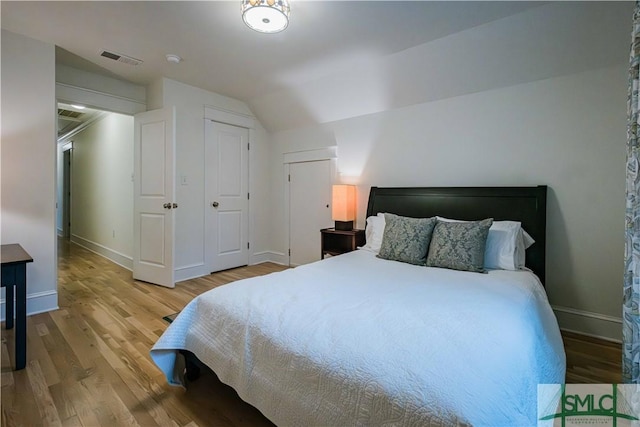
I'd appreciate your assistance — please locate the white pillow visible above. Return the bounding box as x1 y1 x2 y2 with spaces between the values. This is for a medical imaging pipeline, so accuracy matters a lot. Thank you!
485 221 522 270
515 229 535 269
359 213 386 254
436 217 534 270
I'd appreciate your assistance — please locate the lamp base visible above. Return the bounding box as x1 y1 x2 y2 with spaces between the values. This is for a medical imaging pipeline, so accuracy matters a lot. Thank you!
334 221 354 231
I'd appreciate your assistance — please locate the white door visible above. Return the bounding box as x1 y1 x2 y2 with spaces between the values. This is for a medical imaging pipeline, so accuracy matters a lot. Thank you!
289 160 333 266
205 120 249 272
133 107 176 288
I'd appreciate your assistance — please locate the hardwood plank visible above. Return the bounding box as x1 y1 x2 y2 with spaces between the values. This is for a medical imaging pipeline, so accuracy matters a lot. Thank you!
26 319 60 387
90 357 156 427
25 360 62 426
9 364 42 426
38 313 92 383
0 238 625 426
61 415 83 427
63 379 104 427
562 330 622 384
1 334 18 426
1 336 15 388
48 309 99 370
35 322 50 337
49 382 77 423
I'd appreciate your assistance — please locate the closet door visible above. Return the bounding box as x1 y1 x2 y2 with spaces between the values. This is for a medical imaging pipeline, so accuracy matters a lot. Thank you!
289 160 333 266
205 120 249 272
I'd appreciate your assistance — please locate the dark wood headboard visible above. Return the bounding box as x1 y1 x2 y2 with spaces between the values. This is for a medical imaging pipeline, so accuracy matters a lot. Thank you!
365 186 547 285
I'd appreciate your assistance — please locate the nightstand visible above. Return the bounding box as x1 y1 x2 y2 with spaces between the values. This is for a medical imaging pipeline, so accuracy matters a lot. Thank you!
320 228 365 259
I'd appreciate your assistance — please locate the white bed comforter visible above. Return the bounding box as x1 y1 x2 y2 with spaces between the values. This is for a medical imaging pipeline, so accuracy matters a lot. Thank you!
151 250 565 426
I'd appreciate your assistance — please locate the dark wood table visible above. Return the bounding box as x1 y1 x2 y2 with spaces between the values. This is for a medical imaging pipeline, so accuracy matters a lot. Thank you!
1 244 33 370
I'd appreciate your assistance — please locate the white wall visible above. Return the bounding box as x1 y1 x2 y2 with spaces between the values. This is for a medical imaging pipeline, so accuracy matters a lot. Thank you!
1 30 58 318
249 124 277 264
64 113 134 269
269 36 629 340
147 78 272 281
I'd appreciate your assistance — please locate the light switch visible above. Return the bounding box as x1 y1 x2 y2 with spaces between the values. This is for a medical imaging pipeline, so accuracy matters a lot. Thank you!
180 174 188 185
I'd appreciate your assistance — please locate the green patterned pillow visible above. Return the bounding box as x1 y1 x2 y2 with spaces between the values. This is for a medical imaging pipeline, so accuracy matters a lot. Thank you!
377 214 437 265
426 218 493 272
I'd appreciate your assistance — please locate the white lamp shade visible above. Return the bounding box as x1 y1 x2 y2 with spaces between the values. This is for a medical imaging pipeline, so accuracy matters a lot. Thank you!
332 185 356 222
242 0 290 34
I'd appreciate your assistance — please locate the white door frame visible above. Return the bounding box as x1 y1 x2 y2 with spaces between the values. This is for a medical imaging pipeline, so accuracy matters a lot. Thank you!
55 84 145 281
283 147 337 266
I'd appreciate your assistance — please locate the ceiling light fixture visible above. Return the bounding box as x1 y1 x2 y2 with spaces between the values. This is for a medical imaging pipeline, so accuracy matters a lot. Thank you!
166 54 182 64
71 105 86 110
242 0 290 34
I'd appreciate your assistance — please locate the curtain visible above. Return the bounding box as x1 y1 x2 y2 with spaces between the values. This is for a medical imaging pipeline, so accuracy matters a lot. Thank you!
624 0 640 384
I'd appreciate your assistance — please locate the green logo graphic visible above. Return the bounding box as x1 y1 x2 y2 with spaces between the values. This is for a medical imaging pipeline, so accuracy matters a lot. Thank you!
539 384 639 426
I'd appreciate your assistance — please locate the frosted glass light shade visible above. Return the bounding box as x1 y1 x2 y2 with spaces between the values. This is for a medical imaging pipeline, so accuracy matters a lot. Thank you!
242 0 290 34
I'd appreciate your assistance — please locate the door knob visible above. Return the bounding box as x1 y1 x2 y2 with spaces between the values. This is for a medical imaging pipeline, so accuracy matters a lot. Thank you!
163 203 171 209
172 203 178 209
212 201 219 208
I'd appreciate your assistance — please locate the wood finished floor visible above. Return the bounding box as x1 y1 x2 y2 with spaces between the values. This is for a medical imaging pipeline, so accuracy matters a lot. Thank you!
1 239 622 426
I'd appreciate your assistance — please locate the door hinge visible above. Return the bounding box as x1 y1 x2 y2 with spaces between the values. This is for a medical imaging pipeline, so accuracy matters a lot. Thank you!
288 249 291 256
247 242 250 250
248 142 250 151
288 174 291 182
247 192 250 200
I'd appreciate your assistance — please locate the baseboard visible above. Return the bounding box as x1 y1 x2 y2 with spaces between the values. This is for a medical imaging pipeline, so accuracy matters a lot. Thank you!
560 327 622 344
176 253 289 283
70 234 133 271
552 305 622 343
64 241 285 283
250 251 288 266
0 290 59 322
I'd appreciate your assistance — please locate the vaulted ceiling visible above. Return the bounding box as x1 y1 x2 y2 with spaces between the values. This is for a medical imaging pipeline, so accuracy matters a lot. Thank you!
1 1 633 132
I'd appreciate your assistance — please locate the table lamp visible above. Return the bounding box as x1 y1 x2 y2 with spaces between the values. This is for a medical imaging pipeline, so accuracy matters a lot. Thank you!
332 184 356 231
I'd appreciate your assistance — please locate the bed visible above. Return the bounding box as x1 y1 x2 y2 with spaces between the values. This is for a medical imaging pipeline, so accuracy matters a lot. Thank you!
151 186 565 426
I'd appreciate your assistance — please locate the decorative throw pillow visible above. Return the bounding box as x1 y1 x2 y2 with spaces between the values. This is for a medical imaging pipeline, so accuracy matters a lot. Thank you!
377 214 437 265
426 218 493 272
437 216 536 270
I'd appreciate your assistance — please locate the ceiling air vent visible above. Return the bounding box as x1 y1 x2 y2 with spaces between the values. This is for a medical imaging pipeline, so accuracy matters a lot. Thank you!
58 109 82 120
99 49 143 66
